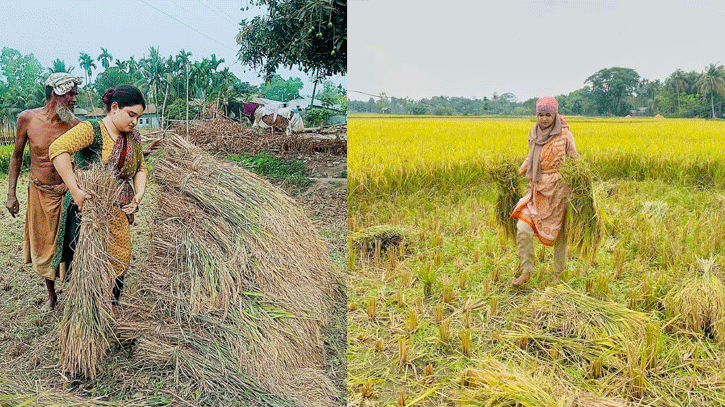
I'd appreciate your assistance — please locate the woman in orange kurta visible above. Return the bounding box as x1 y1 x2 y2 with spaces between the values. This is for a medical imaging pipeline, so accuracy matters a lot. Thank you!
49 85 147 304
511 97 578 286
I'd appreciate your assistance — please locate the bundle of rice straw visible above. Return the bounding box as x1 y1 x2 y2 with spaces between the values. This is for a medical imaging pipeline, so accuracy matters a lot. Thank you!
350 224 411 257
490 161 521 240
560 158 602 261
663 258 725 343
56 164 122 379
116 134 340 406
511 285 650 369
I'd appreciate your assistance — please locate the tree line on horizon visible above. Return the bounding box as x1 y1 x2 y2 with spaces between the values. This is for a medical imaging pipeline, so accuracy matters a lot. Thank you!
349 65 725 118
0 46 346 129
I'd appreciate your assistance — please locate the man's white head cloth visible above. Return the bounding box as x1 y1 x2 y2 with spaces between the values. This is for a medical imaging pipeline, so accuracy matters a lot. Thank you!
45 73 82 96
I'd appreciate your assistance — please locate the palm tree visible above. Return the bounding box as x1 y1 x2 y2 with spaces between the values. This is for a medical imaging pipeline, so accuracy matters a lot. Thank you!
696 63 725 118
78 52 97 112
97 47 113 70
48 59 74 74
666 69 687 114
114 59 127 72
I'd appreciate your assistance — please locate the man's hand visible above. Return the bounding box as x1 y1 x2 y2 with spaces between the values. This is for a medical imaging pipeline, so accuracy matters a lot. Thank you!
5 195 19 218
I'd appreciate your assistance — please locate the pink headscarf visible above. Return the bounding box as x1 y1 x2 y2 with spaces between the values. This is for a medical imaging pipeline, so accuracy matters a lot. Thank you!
525 97 568 181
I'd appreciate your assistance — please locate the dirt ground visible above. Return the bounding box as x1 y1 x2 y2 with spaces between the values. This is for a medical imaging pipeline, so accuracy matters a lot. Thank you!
0 131 347 405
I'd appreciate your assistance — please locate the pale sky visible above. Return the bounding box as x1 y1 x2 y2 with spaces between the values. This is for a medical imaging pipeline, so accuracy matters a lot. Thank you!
0 0 345 97
348 0 725 102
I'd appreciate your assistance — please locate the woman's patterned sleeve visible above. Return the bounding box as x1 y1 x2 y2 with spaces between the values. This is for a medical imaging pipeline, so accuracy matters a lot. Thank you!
48 121 94 160
566 130 580 159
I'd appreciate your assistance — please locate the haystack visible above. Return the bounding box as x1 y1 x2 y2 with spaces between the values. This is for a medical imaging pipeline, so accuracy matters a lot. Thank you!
490 161 522 240
663 258 725 343
654 114 665 119
116 134 341 406
56 164 121 379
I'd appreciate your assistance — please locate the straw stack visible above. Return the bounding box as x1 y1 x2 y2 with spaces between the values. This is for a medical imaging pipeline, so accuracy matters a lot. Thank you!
117 134 340 406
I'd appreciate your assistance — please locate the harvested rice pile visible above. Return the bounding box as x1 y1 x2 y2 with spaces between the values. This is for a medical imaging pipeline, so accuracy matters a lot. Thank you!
511 285 651 370
457 358 630 407
663 258 725 343
173 117 346 155
490 161 522 240
350 224 412 257
561 158 602 261
116 134 341 406
57 164 122 379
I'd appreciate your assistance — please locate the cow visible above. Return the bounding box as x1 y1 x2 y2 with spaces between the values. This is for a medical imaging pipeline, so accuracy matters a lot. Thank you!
252 105 305 135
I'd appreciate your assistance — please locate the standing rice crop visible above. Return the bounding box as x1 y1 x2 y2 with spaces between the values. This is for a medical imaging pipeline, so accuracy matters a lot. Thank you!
56 164 121 379
490 161 522 240
560 158 602 261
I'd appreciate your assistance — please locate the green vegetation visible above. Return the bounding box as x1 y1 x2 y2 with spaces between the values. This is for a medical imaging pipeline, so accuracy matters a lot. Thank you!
0 145 29 174
349 64 725 118
227 153 310 187
305 108 335 127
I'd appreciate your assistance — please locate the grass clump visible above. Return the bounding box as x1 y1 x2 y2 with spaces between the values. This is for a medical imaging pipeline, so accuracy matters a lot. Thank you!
227 152 310 186
561 158 602 261
490 160 522 241
663 257 725 343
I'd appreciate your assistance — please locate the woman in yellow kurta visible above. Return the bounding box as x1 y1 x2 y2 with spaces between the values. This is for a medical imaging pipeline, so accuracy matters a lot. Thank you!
510 96 578 287
49 84 147 304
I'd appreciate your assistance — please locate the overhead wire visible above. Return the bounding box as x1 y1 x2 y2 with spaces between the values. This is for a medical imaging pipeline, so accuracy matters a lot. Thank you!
138 0 236 51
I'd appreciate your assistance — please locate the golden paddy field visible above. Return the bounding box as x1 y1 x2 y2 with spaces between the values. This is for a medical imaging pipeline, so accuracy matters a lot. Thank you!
348 115 725 406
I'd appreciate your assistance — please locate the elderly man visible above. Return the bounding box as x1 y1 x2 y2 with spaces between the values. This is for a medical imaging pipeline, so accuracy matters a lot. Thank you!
5 72 82 312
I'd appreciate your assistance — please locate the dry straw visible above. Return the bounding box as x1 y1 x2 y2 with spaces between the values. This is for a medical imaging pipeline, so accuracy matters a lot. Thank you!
56 164 122 379
663 257 725 343
511 285 651 371
350 224 412 258
560 158 602 261
490 161 521 240
116 134 340 406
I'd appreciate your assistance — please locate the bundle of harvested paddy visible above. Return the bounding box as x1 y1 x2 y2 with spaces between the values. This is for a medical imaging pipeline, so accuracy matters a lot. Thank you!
350 224 412 257
458 359 631 407
663 258 725 343
56 164 122 379
116 134 340 406
490 160 521 240
511 285 650 370
560 158 602 261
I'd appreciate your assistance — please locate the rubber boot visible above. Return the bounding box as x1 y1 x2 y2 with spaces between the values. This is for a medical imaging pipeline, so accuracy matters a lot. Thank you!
513 220 535 286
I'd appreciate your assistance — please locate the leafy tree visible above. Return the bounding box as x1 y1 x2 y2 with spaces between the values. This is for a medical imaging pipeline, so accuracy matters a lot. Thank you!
316 81 345 108
407 103 428 115
696 63 725 118
236 0 346 79
585 67 640 116
259 75 303 102
93 67 142 97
